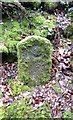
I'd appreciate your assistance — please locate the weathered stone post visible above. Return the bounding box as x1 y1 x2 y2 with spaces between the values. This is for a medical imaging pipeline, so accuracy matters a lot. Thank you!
17 36 53 86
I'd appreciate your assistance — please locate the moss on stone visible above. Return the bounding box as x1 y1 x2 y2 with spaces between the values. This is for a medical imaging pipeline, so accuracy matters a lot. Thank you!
17 35 53 86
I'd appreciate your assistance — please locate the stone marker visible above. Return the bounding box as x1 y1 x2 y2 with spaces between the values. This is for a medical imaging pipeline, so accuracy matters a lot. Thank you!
17 36 53 86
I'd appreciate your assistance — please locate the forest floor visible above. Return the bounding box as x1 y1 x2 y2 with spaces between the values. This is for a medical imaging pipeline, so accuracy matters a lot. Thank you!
0 11 73 118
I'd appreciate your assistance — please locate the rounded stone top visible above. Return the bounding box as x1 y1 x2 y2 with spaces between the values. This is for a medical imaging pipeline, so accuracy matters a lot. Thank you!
17 35 51 46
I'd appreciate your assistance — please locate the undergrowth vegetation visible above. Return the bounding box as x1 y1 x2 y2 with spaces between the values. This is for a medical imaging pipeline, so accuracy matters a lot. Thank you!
2 98 52 119
0 1 73 119
0 13 55 55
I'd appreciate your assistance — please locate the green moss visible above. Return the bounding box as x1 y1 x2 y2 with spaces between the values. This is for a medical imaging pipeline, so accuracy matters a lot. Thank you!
68 7 73 20
21 85 31 92
0 44 8 53
5 98 52 118
53 84 61 95
44 1 58 10
1 13 55 41
0 92 2 98
64 23 73 38
7 79 31 97
0 106 6 120
48 15 56 29
5 40 18 53
17 36 53 86
33 14 55 37
0 20 21 42
63 110 73 118
32 29 48 37
30 14 47 26
0 13 55 57
32 29 41 36
30 13 55 29
71 59 73 65
12 82 22 96
32 1 41 9
70 36 73 42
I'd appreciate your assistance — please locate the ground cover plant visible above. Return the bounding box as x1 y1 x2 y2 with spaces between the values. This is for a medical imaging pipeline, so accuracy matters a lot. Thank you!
0 0 73 119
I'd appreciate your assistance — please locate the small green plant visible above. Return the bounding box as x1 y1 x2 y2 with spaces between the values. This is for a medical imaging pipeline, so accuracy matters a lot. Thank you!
63 110 73 118
64 23 73 38
53 82 61 95
11 82 22 96
0 106 6 120
7 79 31 97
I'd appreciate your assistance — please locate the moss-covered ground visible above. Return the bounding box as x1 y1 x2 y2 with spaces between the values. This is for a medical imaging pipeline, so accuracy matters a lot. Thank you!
0 12 56 55
0 3 73 119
